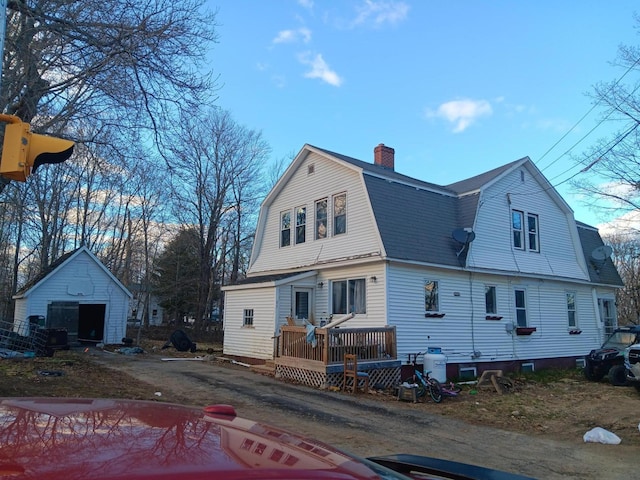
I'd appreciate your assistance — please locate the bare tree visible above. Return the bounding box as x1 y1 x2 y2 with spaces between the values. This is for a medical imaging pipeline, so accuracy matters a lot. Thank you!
573 15 640 231
168 108 270 330
2 0 217 131
0 0 218 296
605 233 640 325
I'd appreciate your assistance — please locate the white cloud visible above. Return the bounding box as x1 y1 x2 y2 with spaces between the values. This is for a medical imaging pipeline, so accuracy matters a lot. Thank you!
597 210 640 238
428 99 493 133
352 0 409 27
298 0 314 9
273 27 312 44
536 118 575 133
298 52 343 86
272 74 287 88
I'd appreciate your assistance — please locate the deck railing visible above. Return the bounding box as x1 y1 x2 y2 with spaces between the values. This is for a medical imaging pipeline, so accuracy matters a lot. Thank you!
278 325 397 366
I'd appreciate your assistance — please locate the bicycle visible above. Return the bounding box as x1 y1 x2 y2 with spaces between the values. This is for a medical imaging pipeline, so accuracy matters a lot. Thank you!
403 366 443 403
402 353 462 403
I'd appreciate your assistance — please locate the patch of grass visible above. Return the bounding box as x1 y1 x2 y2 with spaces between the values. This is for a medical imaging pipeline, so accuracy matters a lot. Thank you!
508 367 584 384
0 350 178 401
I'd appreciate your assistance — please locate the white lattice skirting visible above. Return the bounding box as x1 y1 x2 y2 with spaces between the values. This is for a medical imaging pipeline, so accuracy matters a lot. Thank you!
275 363 401 390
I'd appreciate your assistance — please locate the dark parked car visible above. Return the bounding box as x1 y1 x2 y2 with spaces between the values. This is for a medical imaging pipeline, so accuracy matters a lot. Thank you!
0 397 534 479
584 325 640 385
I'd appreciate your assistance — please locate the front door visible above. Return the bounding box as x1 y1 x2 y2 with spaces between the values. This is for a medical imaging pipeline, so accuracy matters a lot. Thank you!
293 288 312 323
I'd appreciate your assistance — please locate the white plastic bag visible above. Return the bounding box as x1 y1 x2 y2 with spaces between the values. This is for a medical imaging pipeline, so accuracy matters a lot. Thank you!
583 427 621 445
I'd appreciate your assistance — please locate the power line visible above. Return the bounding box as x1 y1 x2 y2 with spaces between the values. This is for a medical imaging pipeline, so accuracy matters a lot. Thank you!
537 56 640 175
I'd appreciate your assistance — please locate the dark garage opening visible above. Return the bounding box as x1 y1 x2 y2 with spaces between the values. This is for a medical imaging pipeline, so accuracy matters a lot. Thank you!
47 302 107 344
78 304 106 343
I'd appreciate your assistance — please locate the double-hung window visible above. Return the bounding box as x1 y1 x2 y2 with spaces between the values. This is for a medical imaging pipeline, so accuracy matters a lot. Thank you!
425 280 439 312
485 285 497 315
512 209 540 252
566 292 577 328
315 199 327 239
280 211 291 247
512 210 524 249
243 309 254 327
295 206 306 244
332 278 366 314
514 289 527 327
527 213 539 252
333 193 347 236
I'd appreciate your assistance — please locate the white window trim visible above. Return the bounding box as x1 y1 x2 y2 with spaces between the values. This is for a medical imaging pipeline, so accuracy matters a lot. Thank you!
315 198 328 240
566 291 578 329
527 213 540 252
514 288 528 327
332 192 347 236
280 210 291 248
330 278 367 315
295 205 306 245
485 284 497 315
512 210 524 250
512 209 541 252
424 279 441 315
243 308 254 327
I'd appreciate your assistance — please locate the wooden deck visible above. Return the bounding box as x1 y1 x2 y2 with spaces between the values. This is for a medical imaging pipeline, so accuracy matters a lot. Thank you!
275 325 400 388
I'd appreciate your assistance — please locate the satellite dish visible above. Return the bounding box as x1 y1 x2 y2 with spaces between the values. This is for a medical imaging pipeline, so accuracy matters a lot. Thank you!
591 245 613 261
452 228 476 244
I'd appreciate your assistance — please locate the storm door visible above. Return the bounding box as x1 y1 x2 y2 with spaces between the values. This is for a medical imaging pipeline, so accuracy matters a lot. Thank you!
598 298 616 336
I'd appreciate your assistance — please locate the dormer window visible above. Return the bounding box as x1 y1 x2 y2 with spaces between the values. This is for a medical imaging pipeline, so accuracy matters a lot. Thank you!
512 210 524 249
527 214 539 252
333 193 347 236
295 206 306 244
280 211 291 247
315 199 327 239
512 209 540 252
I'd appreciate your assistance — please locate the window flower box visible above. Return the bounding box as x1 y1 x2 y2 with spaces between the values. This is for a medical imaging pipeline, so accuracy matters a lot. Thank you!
569 329 582 335
515 327 536 335
485 315 503 321
424 313 446 318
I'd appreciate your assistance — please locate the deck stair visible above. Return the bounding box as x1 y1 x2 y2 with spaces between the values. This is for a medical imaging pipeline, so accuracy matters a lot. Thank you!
250 360 276 376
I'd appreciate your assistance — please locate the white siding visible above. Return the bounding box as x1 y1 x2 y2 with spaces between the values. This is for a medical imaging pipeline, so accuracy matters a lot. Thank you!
223 286 277 360
15 250 129 344
314 262 387 328
249 152 381 274
387 263 605 365
467 166 589 280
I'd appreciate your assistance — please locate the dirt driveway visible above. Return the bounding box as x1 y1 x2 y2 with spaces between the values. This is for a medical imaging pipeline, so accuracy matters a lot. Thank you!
90 349 638 480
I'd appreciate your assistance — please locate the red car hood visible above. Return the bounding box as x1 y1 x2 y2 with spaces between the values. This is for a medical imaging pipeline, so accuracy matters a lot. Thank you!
0 398 387 479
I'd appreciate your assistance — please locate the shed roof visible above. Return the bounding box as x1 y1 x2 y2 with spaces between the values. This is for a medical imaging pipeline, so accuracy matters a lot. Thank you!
14 246 132 299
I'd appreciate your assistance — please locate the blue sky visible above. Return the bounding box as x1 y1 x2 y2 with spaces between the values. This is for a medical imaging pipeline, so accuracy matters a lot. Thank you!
209 1 639 229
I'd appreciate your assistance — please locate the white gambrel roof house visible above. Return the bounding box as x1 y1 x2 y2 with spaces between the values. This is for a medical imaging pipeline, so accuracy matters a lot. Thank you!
223 144 622 378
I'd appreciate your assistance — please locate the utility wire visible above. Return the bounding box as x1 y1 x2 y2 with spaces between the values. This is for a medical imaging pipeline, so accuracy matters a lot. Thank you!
537 56 640 174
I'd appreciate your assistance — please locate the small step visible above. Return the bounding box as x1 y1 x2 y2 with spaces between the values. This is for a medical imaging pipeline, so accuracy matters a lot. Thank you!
250 360 276 376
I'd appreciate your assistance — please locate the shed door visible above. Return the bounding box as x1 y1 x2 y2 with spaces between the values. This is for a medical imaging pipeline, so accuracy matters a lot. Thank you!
47 302 79 343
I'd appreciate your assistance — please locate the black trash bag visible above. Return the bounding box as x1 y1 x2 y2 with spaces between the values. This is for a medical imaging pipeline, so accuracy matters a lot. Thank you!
163 329 196 352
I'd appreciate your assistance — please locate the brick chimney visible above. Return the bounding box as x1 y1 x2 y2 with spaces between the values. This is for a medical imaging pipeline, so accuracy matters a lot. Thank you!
374 144 395 170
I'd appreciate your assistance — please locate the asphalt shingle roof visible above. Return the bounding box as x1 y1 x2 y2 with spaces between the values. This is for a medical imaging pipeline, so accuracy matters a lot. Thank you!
311 145 620 285
576 223 623 286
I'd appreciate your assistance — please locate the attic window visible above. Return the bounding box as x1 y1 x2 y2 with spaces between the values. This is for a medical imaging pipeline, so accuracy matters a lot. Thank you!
308 164 315 175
